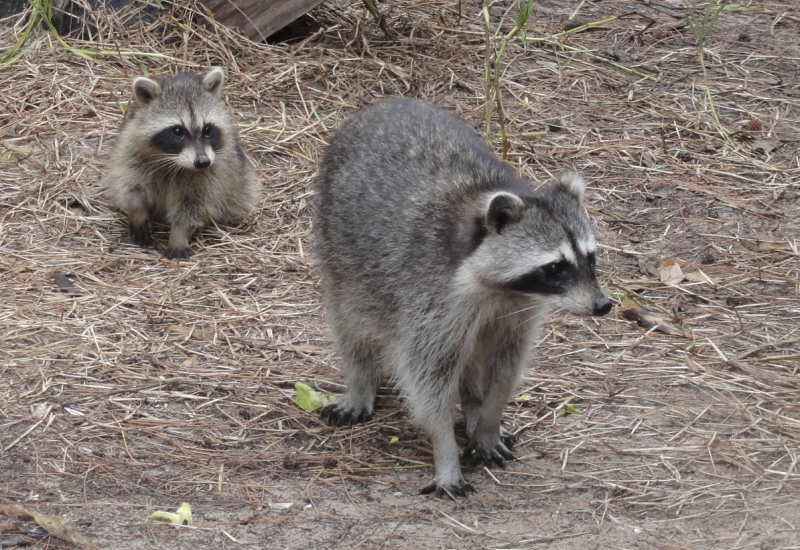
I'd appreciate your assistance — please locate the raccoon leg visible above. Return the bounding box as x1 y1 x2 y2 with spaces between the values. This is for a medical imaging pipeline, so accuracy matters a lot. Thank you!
124 189 153 247
415 396 475 498
462 319 533 468
320 340 381 426
165 204 202 259
164 223 196 259
129 215 153 247
419 426 475 498
461 373 518 468
398 352 474 498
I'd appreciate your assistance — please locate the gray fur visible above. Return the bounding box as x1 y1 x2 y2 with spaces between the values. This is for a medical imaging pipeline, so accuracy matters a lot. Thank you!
314 99 611 498
106 67 258 259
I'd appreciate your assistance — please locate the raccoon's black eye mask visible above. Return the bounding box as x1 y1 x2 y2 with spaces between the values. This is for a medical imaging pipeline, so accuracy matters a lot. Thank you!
505 249 597 295
543 260 570 277
151 125 188 154
504 261 577 295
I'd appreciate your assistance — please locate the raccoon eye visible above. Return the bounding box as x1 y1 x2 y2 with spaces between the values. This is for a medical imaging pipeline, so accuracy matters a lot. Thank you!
587 252 596 272
543 261 568 276
202 124 213 137
171 126 185 138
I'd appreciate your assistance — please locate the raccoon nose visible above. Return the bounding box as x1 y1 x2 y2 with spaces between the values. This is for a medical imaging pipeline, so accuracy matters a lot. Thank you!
592 295 612 316
194 155 211 169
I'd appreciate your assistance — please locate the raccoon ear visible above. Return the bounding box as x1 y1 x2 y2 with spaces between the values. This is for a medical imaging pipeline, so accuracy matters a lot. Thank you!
202 68 225 96
552 172 585 204
132 77 161 106
485 191 525 234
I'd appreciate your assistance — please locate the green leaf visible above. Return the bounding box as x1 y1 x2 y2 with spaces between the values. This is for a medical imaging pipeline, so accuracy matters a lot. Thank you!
564 404 582 415
294 382 335 413
516 0 535 41
389 436 399 444
149 502 193 526
0 145 31 164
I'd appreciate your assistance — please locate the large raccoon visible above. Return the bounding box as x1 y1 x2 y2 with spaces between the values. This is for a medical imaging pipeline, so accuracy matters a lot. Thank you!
106 68 258 259
315 99 612 498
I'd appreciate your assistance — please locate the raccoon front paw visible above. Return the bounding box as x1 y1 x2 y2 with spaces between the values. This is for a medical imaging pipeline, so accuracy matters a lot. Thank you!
320 402 372 426
129 223 153 247
420 478 476 499
463 439 515 468
164 247 193 260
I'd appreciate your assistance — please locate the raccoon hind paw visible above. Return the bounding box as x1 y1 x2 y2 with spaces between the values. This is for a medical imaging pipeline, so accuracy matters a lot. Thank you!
320 402 372 426
420 479 475 499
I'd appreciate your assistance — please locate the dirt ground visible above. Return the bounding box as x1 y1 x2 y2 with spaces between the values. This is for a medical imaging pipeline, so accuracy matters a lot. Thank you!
1 0 799 548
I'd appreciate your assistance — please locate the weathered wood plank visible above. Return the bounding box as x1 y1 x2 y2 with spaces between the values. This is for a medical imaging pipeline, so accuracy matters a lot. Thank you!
197 0 328 41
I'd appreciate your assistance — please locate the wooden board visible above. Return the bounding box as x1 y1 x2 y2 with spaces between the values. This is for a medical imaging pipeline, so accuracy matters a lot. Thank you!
197 0 328 41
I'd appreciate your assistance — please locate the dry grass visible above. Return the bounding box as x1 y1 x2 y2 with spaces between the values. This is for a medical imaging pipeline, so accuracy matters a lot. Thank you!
1 0 799 548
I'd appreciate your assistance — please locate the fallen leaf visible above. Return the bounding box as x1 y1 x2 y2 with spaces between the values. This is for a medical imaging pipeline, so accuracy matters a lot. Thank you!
148 511 181 524
659 259 685 284
268 502 293 510
148 502 192 526
389 436 399 444
294 382 335 413
168 324 214 340
0 144 32 164
0 504 98 550
621 298 639 309
31 403 51 419
685 270 716 286
175 503 192 525
564 404 582 415
637 258 659 278
620 306 687 337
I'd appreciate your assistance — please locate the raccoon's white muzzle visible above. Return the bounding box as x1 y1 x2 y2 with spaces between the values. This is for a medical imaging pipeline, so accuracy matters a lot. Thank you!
177 146 215 171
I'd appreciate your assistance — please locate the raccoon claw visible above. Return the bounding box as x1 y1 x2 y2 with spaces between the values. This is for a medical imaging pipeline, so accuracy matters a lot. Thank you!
320 403 372 426
164 247 193 260
129 223 153 247
499 427 517 451
420 479 475 499
463 440 515 468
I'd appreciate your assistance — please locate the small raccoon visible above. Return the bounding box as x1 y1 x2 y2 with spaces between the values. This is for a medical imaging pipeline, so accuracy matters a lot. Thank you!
315 99 611 498
106 68 258 259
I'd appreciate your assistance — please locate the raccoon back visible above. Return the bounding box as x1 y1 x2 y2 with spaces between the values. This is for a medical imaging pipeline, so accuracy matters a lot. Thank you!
315 99 530 306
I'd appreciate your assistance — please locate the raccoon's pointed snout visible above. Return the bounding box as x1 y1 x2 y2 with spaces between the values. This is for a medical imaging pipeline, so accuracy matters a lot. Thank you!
593 295 612 316
194 155 211 169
